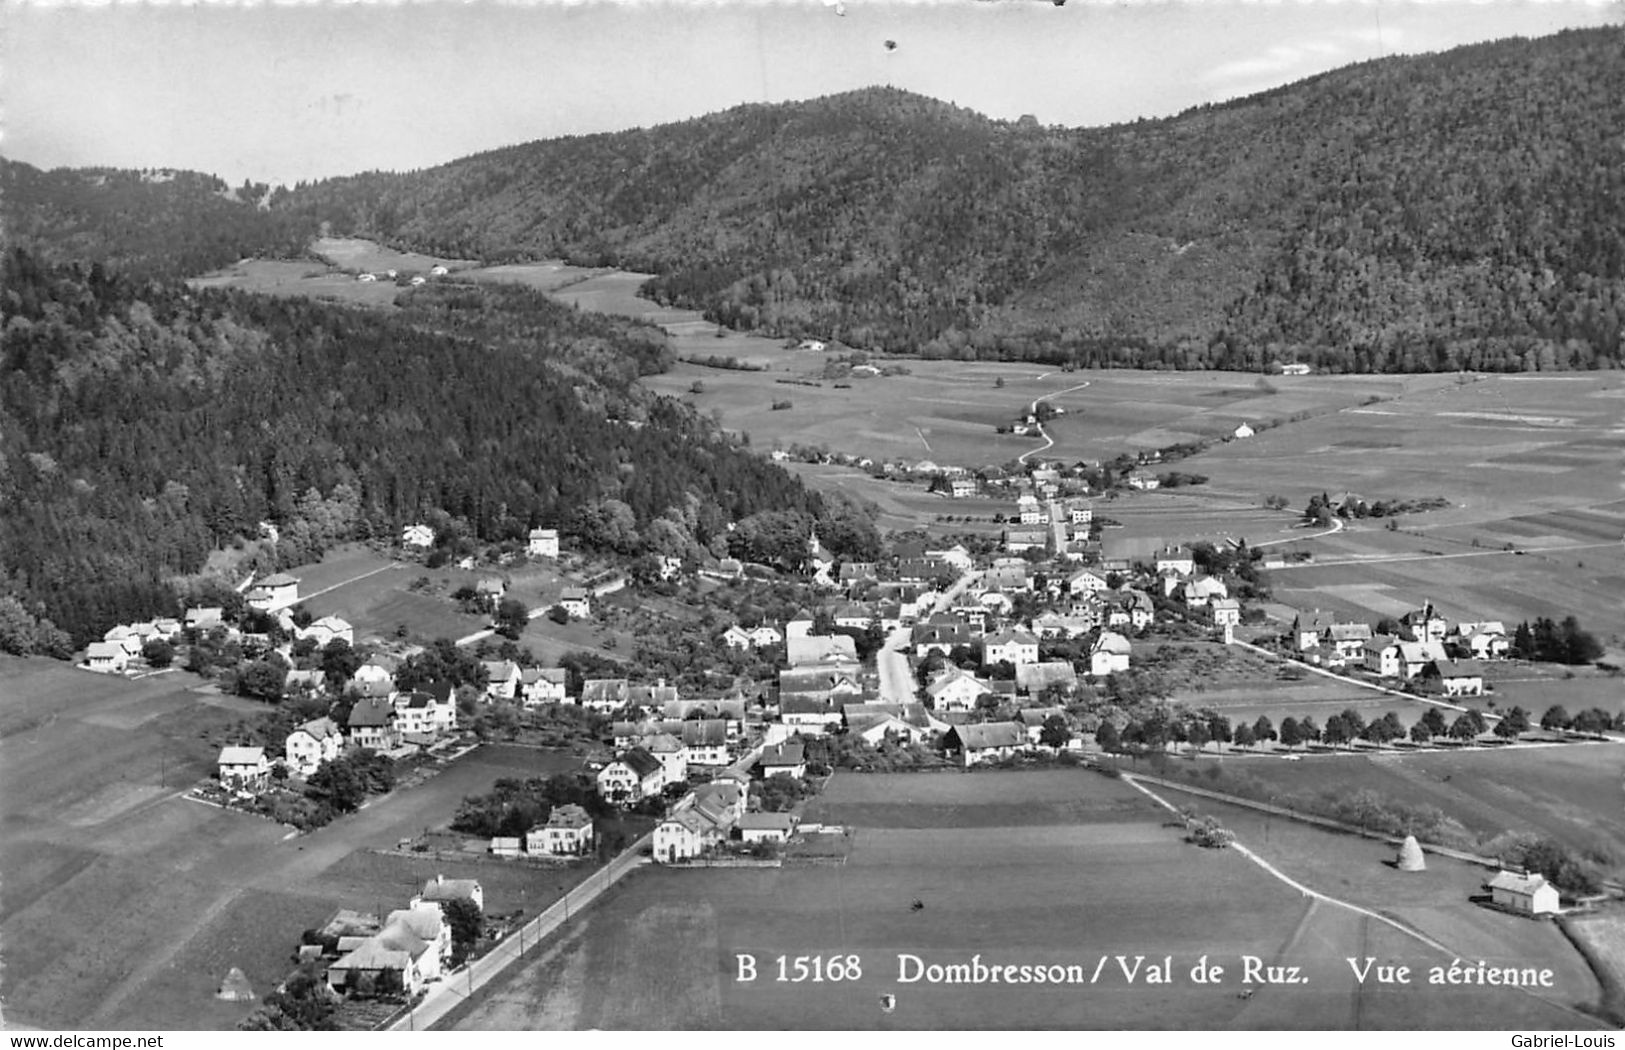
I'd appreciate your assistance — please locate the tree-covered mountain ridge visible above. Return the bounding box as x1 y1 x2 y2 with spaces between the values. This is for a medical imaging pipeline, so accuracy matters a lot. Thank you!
275 27 1625 372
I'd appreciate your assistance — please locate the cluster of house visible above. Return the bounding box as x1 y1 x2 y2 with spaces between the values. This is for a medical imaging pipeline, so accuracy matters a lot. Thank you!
316 874 480 998
354 263 451 287
1290 602 1511 696
83 581 354 674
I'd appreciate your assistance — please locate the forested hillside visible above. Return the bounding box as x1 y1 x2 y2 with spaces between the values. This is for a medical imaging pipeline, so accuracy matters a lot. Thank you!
277 28 1625 372
0 250 821 647
1 162 314 280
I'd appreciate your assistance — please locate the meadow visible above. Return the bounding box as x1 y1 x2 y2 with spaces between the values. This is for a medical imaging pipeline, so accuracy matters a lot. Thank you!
442 769 1590 1030
0 656 588 1030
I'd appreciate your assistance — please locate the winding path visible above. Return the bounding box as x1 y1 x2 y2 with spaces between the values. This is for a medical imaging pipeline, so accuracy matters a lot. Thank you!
1016 380 1091 465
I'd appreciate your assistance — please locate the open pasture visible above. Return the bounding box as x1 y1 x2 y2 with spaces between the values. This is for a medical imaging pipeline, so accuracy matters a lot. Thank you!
447 768 1587 1030
309 236 475 276
1150 786 1604 1025
188 258 408 310
1194 743 1625 864
0 658 587 1031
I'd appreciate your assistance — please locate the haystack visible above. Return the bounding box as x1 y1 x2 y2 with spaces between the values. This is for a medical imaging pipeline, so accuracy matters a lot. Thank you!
1396 835 1426 872
216 966 256 1001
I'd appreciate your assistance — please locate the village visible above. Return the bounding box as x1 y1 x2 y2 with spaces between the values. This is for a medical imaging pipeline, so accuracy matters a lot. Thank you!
66 445 1620 1024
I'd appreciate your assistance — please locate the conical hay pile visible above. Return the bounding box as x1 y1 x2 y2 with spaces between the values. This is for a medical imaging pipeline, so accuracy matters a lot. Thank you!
1396 835 1426 872
216 966 256 1001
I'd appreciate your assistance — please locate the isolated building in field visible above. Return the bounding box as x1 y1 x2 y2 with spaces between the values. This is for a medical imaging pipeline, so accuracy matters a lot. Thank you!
1487 871 1559 916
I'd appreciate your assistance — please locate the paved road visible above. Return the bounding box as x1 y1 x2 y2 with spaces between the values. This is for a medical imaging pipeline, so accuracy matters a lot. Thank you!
877 570 982 704
391 832 654 1031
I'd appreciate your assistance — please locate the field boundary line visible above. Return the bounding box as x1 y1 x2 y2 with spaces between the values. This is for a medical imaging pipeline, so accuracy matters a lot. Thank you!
296 560 409 605
1120 773 1456 955
1225 637 1485 718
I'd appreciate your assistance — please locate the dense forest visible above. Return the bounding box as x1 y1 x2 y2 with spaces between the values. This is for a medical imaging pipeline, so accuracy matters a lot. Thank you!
270 28 1625 372
0 250 821 647
1 162 314 280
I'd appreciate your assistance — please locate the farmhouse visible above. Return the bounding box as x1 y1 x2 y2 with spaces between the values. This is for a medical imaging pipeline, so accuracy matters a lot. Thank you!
481 660 522 701
1291 610 1331 652
1232 422 1255 439
945 722 1028 767
1003 528 1049 554
1398 640 1448 679
1016 494 1045 525
527 527 560 558
786 633 859 668
912 621 976 658
737 812 798 844
1016 707 1069 745
1125 471 1160 490
526 804 595 857
247 573 300 611
581 678 629 711
218 746 270 792
1015 661 1077 696
401 523 435 548
285 717 344 777
1322 622 1373 665
414 874 485 913
1363 636 1402 678
475 578 507 607
1424 658 1487 697
653 810 720 862
779 695 845 735
1068 567 1112 594
1209 598 1242 628
1487 871 1560 916
299 615 354 648
326 940 423 998
83 641 129 674
949 478 977 498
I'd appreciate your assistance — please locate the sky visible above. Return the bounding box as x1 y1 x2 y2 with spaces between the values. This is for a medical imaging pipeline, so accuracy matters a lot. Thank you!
3 0 1621 186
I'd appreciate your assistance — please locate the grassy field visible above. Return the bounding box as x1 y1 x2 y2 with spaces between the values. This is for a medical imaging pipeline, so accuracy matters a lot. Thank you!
0 655 588 1029
443 769 1586 1030
309 237 476 276
1174 743 1625 865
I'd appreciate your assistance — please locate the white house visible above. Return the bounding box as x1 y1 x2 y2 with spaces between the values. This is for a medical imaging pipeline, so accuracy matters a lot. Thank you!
1233 422 1255 439
527 528 560 558
519 667 569 706
1089 632 1132 676
949 478 977 499
218 746 270 792
1487 871 1560 915
759 740 807 779
1016 494 1044 525
299 616 354 648
596 748 665 804
680 720 730 766
925 668 988 713
1280 363 1311 376
737 812 798 844
1363 636 1403 678
1209 598 1242 627
1426 658 1486 697
247 573 300 611
647 733 690 783
84 641 130 674
946 722 1028 767
481 660 522 702
559 587 591 618
526 804 595 857
402 524 435 548
413 874 484 914
347 698 401 750
285 717 344 777
983 630 1040 667
1154 546 1195 576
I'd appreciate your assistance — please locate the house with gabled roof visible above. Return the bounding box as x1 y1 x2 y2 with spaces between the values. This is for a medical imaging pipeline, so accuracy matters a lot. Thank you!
299 616 354 648
527 528 560 558
1424 658 1486 697
983 630 1040 667
559 587 591 618
1398 640 1447 679
1400 602 1449 644
347 697 402 751
481 660 522 702
519 666 568 706
1291 610 1331 653
1089 632 1132 676
760 740 807 779
945 722 1029 767
247 573 300 611
778 695 845 735
680 719 730 765
285 717 344 777
1363 635 1402 678
84 641 129 674
925 668 989 713
218 746 270 792
1487 871 1559 915
597 748 665 804
413 873 484 913
1016 706 1069 745
912 621 975 659
1182 575 1229 607
525 803 595 856
326 938 424 998
786 633 859 668
581 678 629 711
